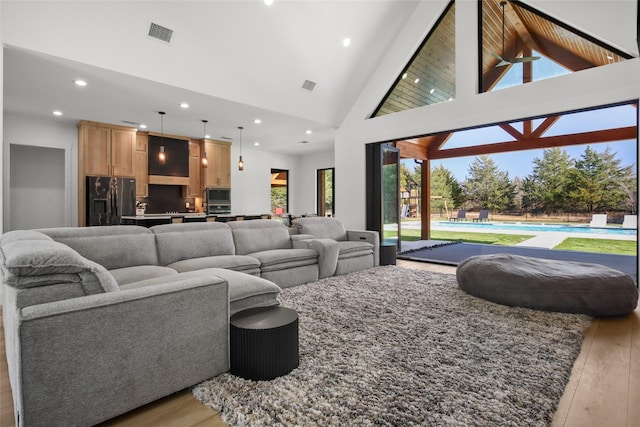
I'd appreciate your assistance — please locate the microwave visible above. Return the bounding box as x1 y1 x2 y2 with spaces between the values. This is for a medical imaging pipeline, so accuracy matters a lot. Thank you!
206 188 230 204
205 188 231 214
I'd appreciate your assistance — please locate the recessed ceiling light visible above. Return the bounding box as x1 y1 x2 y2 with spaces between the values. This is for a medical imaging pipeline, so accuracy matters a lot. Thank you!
429 88 435 94
53 110 63 116
343 38 351 47
414 78 420 84
306 130 312 134
180 103 189 109
254 119 262 124
139 124 147 129
402 73 407 79
264 0 273 5
254 142 260 146
205 134 211 138
74 79 87 87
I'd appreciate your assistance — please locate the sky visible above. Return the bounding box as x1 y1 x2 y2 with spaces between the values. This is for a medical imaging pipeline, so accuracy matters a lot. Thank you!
404 101 637 182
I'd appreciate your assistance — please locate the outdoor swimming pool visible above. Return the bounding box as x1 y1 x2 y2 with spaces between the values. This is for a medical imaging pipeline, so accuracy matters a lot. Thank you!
434 221 637 236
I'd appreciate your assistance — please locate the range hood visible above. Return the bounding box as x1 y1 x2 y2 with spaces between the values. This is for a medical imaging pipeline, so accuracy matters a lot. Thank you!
148 135 189 185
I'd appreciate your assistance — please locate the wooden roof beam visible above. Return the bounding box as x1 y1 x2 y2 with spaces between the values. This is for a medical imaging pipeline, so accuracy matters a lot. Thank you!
396 140 429 160
429 126 636 159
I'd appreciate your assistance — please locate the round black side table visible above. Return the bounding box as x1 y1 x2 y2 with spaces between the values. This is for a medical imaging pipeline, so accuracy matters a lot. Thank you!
230 306 299 381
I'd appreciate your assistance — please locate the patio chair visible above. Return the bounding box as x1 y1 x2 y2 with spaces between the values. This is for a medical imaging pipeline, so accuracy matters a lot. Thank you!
450 210 467 221
622 215 637 229
473 209 489 222
589 214 607 227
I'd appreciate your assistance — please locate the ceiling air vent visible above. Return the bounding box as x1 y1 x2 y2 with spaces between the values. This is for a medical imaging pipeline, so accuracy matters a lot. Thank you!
302 80 316 91
148 23 173 43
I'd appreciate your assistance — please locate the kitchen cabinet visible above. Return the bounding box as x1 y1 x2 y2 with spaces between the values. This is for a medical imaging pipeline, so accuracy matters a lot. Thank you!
77 121 137 226
202 140 231 188
185 139 202 198
135 132 149 197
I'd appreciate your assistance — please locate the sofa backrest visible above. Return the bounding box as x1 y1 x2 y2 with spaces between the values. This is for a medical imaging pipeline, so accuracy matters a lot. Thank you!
291 217 348 241
41 225 158 270
228 219 292 255
150 222 236 266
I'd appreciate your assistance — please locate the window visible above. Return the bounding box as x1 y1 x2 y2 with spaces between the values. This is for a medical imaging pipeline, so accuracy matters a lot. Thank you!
317 168 334 216
480 0 633 92
271 169 289 216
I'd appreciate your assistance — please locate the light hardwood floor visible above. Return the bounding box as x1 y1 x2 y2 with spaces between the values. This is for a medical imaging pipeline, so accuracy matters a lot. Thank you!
1 260 638 427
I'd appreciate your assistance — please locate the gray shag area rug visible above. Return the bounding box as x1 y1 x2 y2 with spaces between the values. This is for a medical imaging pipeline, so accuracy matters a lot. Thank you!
192 266 591 426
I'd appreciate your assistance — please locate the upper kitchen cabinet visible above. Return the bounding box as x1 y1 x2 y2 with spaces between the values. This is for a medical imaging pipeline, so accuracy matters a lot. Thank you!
202 140 231 188
135 132 149 197
77 121 137 226
78 121 136 177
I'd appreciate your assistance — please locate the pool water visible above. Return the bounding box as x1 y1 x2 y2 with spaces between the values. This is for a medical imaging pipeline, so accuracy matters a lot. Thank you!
435 221 637 236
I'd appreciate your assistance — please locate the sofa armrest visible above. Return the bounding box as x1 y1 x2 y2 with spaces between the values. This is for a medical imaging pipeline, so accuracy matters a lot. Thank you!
11 275 229 427
304 238 339 279
347 230 380 267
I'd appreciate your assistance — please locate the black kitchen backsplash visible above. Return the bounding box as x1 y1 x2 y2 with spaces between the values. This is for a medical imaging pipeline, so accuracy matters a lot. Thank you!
146 185 185 213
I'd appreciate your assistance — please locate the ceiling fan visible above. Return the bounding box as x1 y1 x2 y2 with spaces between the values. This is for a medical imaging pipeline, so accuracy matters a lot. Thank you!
492 1 540 67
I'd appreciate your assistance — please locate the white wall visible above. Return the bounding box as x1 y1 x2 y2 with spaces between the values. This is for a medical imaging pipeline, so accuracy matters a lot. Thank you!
336 0 640 229
0 2 4 233
229 144 303 215
294 149 334 216
3 113 78 229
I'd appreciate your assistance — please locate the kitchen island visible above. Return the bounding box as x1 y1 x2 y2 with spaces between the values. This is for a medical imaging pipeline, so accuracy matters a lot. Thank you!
121 213 271 227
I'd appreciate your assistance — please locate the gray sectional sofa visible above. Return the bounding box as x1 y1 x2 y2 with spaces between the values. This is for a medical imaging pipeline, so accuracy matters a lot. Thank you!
0 218 378 426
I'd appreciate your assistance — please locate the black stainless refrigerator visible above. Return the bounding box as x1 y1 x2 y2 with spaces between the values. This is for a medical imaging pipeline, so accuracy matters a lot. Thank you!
86 176 136 226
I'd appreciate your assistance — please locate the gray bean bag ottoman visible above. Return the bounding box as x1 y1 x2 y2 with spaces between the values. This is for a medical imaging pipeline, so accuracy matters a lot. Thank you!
456 253 638 317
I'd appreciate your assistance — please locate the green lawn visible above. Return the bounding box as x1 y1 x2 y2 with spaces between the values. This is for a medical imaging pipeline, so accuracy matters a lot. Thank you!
554 238 637 256
392 229 534 245
389 229 637 256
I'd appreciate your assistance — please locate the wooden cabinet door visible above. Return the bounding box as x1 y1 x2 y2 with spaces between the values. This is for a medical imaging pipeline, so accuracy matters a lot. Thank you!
202 140 217 187
83 125 111 176
187 156 201 197
111 129 136 177
216 143 231 187
134 133 148 197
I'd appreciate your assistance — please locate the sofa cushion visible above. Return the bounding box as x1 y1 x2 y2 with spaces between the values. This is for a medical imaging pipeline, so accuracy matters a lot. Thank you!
250 248 318 272
42 226 158 269
151 222 236 266
0 229 53 245
198 268 282 315
119 268 281 315
167 255 261 274
1 239 94 278
0 238 119 293
229 220 292 255
109 265 178 286
292 217 348 241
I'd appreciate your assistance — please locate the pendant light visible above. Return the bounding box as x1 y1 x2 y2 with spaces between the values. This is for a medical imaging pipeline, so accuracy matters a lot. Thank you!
158 111 166 165
201 120 208 168
237 126 244 171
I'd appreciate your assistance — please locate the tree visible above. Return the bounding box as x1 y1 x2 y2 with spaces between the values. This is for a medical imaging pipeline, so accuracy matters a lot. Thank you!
462 155 515 211
430 165 464 211
523 148 574 214
567 146 633 212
